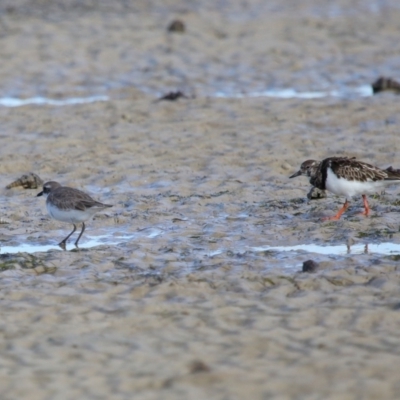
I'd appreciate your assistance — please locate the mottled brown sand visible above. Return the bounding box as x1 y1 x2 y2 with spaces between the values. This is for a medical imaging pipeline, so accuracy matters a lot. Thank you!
0 1 400 399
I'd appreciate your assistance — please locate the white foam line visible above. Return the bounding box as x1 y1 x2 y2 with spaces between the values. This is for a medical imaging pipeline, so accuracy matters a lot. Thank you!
214 85 373 99
0 95 109 107
251 242 400 256
0 225 169 254
1 233 135 254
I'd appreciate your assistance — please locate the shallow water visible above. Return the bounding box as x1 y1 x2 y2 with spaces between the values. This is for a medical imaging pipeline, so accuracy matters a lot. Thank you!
0 85 373 108
0 234 128 254
0 227 165 254
214 85 373 99
0 95 109 107
5 217 400 266
251 242 400 255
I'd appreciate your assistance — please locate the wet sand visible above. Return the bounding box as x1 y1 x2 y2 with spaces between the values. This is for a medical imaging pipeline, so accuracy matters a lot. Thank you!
1 1 400 399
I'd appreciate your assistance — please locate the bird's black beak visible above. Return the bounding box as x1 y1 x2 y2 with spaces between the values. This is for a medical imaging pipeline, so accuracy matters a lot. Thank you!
289 170 302 179
37 191 43 197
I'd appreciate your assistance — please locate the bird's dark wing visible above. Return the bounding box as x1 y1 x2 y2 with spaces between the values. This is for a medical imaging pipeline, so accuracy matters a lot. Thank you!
330 158 389 182
49 187 111 211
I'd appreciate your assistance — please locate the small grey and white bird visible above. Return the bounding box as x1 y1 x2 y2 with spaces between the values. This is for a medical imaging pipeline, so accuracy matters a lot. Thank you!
290 157 400 220
37 181 113 248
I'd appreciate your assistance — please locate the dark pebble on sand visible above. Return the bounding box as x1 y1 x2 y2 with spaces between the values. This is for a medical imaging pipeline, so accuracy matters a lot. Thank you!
307 186 327 200
371 77 400 94
302 259 319 273
168 20 185 33
188 360 211 374
156 91 188 102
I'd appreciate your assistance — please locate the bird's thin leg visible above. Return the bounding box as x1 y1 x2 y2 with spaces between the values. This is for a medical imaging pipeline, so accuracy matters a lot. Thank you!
74 222 86 247
322 199 349 221
360 194 370 216
59 224 77 249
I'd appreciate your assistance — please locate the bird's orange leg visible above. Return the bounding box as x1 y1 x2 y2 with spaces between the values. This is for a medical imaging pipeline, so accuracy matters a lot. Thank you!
322 200 349 221
360 194 370 216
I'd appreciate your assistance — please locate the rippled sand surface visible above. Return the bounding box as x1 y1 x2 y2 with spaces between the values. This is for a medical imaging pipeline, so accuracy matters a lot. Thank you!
1 1 400 399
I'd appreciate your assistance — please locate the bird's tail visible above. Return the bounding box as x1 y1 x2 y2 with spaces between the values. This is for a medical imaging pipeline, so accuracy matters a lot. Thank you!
385 166 400 180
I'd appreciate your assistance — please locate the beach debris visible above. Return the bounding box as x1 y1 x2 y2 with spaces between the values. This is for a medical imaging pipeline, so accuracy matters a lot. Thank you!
156 91 188 102
371 77 400 94
167 20 185 33
302 259 319 273
307 186 327 200
6 172 44 189
0 253 56 273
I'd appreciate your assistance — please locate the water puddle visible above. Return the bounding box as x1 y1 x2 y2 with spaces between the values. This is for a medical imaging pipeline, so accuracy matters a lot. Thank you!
0 95 109 107
0 227 164 254
251 242 400 255
143 228 164 238
0 85 373 107
1 234 133 254
214 85 372 99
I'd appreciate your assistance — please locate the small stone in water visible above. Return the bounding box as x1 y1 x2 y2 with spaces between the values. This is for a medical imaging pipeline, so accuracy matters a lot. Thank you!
302 259 319 273
167 20 185 33
307 186 327 200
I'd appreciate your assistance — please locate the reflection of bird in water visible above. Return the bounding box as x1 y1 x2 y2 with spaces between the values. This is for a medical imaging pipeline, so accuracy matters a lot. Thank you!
290 157 400 220
346 242 368 254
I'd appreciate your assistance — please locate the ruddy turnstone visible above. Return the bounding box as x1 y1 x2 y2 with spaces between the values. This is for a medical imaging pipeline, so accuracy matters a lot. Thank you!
37 181 113 249
290 157 400 220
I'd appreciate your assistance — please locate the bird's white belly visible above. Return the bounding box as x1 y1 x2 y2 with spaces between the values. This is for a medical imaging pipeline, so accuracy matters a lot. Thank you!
47 202 91 223
325 167 385 197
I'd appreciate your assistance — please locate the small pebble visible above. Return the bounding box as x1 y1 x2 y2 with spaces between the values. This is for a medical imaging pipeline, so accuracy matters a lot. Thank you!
188 360 211 374
302 259 319 273
155 91 188 102
307 186 327 200
167 20 185 33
